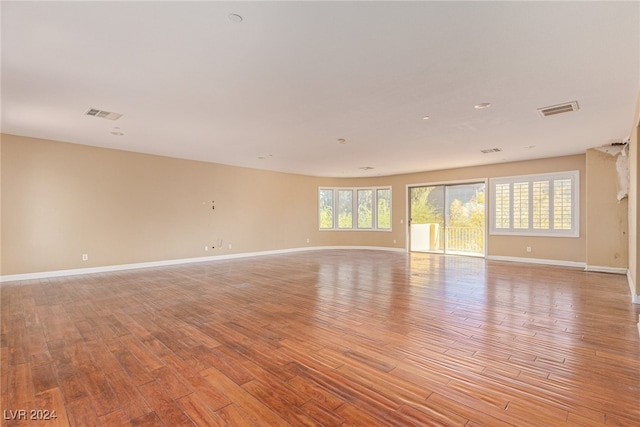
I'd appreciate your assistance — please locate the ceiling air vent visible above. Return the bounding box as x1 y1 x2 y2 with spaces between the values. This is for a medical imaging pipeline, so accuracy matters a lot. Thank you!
537 101 579 117
85 108 122 121
480 148 502 154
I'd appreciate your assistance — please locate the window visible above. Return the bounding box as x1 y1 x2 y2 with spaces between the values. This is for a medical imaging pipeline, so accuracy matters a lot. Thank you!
513 182 529 229
319 186 392 231
532 180 549 229
337 190 353 229
357 189 372 229
494 183 510 229
319 189 334 229
376 188 391 229
489 171 579 237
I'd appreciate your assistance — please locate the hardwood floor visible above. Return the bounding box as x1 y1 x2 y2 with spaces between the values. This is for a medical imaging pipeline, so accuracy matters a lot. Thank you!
1 250 639 426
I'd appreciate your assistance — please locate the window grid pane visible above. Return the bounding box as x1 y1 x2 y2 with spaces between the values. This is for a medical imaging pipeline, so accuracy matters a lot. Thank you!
337 190 353 229
532 181 549 229
319 189 333 229
495 183 510 229
376 189 391 229
553 179 572 229
513 182 529 229
357 189 373 229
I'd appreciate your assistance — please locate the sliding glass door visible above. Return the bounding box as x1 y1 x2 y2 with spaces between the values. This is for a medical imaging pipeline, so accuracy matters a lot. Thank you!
409 182 485 256
409 185 445 253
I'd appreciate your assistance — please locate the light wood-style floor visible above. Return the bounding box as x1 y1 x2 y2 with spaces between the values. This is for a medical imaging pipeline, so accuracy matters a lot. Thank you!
1 250 639 426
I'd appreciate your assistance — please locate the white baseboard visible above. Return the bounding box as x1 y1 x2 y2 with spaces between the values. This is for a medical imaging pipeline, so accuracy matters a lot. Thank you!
485 255 586 269
0 246 405 283
628 270 640 305
585 265 628 275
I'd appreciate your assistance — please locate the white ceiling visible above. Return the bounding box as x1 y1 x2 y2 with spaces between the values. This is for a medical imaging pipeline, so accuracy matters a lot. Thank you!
2 1 639 177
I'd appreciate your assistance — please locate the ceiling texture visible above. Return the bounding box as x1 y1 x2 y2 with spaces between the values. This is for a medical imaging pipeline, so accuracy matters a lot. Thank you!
2 1 639 177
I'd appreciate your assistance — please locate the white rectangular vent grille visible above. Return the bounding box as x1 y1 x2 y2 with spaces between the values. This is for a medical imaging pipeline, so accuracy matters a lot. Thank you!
481 148 502 154
537 101 579 117
85 108 122 121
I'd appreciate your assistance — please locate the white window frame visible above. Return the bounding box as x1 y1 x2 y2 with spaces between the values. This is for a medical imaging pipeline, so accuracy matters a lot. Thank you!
318 186 392 231
489 171 579 237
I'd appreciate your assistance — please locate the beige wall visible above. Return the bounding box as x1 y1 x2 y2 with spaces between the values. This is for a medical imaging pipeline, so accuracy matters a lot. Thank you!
629 92 640 301
1 134 322 275
585 148 629 269
2 134 587 276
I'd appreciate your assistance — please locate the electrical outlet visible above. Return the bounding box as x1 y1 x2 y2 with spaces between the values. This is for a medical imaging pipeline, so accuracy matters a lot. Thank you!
82 254 88 261
205 246 209 251
306 238 310 243
526 246 532 253
228 243 232 249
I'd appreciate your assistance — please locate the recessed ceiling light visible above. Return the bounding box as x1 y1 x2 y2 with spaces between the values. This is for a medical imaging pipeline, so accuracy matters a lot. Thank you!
337 138 347 144
359 166 374 170
111 131 124 136
228 13 243 23
474 103 492 110
422 116 430 120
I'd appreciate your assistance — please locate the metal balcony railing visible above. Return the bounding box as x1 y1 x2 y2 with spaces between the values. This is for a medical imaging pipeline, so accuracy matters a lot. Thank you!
411 224 484 255
445 226 484 254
